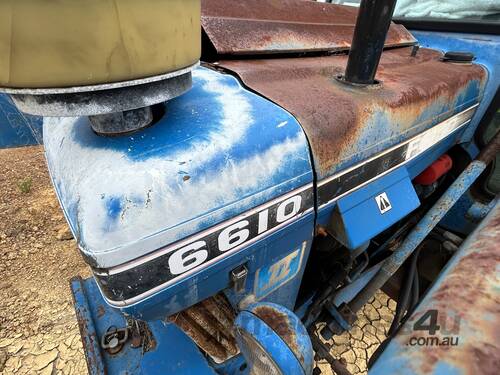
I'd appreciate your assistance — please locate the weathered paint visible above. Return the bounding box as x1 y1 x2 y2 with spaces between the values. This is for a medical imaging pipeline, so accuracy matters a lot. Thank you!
201 0 414 55
70 276 219 375
410 31 500 147
412 32 500 236
254 244 305 299
71 277 105 375
43 66 313 268
236 303 313 375
217 47 487 180
0 93 42 148
371 200 500 375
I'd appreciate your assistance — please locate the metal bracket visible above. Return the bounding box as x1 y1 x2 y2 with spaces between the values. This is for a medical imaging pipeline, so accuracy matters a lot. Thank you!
321 302 357 339
101 326 129 355
231 264 248 293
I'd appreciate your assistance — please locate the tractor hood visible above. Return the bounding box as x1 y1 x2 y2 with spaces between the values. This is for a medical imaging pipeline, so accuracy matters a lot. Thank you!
43 67 314 268
201 0 415 55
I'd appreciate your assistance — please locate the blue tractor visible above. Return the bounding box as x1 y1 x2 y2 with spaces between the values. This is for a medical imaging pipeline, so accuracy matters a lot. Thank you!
1 0 499 374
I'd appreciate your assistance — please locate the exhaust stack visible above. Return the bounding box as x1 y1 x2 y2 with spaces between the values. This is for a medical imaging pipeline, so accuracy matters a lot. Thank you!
344 0 398 85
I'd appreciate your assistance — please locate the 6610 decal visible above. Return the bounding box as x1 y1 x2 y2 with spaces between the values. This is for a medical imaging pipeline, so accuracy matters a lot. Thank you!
95 184 314 303
168 193 305 275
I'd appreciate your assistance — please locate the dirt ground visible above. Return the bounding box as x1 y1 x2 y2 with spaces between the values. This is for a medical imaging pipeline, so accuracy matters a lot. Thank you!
0 146 90 375
0 146 394 375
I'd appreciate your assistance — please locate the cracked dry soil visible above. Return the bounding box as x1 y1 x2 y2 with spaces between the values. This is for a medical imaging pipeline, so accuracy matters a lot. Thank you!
0 146 395 375
0 146 90 375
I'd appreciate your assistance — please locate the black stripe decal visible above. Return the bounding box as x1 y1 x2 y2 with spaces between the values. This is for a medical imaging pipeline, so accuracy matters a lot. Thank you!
317 105 477 206
94 105 477 305
95 184 315 305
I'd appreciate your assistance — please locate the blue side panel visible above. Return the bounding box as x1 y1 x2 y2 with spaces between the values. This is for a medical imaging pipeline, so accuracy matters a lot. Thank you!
43 66 314 268
0 94 42 148
331 167 420 249
412 31 500 234
71 277 217 375
122 212 314 320
411 31 500 147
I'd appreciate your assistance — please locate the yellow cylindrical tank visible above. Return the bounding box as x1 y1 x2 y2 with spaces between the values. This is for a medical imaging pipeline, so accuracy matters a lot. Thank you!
0 0 200 88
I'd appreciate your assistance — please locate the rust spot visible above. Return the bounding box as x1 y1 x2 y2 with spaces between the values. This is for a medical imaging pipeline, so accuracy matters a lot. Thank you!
202 0 415 55
73 307 99 374
316 225 328 237
96 305 105 319
168 293 238 364
253 305 302 362
216 47 486 179
394 205 500 374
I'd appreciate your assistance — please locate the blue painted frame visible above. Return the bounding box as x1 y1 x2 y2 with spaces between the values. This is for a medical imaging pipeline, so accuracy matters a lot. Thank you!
0 94 42 148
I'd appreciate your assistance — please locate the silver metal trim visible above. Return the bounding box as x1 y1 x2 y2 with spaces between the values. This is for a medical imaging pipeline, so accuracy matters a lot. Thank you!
0 62 199 94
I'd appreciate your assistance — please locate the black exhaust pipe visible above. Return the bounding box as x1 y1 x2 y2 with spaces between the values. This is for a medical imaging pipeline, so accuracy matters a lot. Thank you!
344 0 398 85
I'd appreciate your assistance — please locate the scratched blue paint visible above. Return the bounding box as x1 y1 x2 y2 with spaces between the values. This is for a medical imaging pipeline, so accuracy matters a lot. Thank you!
43 67 314 269
70 277 217 375
71 278 105 375
411 31 500 148
0 94 43 148
325 78 483 177
370 342 420 375
254 246 303 299
371 344 466 375
434 362 463 375
255 242 311 310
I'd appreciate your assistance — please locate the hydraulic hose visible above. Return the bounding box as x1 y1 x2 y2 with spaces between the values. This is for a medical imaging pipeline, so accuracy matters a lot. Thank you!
348 130 500 313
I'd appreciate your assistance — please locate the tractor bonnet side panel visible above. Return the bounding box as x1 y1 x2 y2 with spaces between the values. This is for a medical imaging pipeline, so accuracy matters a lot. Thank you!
217 47 487 181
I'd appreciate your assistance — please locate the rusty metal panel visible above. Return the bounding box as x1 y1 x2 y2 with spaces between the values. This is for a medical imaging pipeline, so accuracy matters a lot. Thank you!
169 293 239 364
201 0 415 55
216 47 487 179
371 201 500 374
